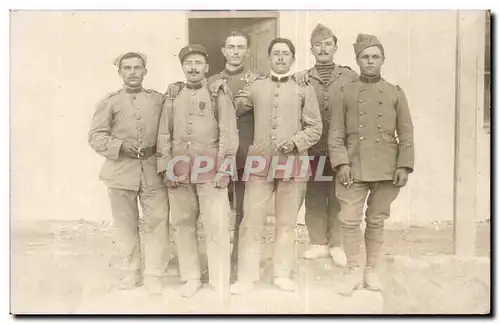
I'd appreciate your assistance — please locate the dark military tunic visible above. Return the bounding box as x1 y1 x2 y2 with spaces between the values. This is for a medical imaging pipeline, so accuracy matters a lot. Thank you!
329 76 415 182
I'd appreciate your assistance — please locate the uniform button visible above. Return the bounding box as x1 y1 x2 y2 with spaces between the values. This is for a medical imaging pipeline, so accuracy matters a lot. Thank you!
132 95 136 100
236 116 239 120
200 112 204 116
273 104 278 108
189 112 194 115
378 101 383 105
325 107 329 111
276 83 281 88
360 112 365 115
379 89 384 93
271 136 276 140
272 125 277 129
376 138 381 143
360 88 366 92
273 115 277 119
188 121 192 125
359 99 364 103
360 125 365 128
136 116 141 120
377 125 382 129
136 106 140 110
274 92 279 97
324 96 329 100
187 130 192 134
324 87 328 92
360 137 365 141
187 141 191 145
377 113 383 117
192 92 196 96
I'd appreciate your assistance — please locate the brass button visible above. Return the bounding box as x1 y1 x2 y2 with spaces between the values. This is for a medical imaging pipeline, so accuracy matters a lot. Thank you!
360 88 366 92
132 95 136 100
271 136 276 140
273 115 277 119
360 112 365 115
324 87 329 92
187 141 191 145
359 99 364 103
272 125 277 129
360 137 365 141
377 125 381 129
377 112 383 117
274 92 279 97
360 125 365 128
378 101 383 105
324 96 329 100
379 89 384 93
136 106 140 110
376 138 381 143
273 104 278 108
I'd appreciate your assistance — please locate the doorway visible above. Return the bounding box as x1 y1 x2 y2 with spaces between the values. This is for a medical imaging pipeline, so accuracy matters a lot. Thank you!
188 12 278 77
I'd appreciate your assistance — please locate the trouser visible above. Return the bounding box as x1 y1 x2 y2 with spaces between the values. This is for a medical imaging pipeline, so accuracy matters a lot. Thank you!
108 184 169 278
238 177 304 282
169 182 231 290
303 157 341 247
231 169 246 266
336 179 400 269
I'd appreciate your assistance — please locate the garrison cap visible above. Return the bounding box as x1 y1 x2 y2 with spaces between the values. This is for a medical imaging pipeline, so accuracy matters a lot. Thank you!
178 44 209 63
353 33 385 57
310 23 335 45
113 52 147 67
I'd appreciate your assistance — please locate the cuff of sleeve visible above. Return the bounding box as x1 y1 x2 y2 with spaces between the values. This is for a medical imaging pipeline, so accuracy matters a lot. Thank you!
107 138 124 160
291 136 307 154
397 164 414 173
157 157 171 174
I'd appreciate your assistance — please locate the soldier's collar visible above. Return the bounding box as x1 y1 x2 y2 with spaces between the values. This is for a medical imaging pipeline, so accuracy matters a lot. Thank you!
123 86 143 94
359 74 382 84
270 70 292 83
185 81 204 90
223 65 245 76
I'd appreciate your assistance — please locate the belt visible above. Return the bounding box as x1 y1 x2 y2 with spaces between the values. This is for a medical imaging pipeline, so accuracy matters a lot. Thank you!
135 145 157 159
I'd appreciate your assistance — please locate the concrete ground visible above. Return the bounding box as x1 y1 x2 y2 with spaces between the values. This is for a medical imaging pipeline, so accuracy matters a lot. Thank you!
10 218 490 314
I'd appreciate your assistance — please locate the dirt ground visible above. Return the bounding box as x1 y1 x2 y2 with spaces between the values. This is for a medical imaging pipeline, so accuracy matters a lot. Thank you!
10 217 490 314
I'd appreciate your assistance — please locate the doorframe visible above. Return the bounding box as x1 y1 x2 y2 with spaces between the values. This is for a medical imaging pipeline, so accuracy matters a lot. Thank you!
185 10 280 44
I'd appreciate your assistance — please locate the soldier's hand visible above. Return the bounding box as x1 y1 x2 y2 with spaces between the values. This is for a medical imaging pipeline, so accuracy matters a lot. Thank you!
209 79 228 95
337 165 353 188
393 168 409 187
120 142 142 158
214 172 230 189
278 139 296 154
293 71 310 87
163 172 179 188
165 81 183 100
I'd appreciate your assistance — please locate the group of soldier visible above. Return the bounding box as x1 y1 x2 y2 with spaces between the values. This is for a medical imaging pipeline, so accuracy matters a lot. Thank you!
88 23 414 301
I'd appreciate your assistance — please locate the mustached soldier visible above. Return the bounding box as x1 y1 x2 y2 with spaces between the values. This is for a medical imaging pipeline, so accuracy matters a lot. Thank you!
329 34 414 296
157 45 239 299
88 52 169 295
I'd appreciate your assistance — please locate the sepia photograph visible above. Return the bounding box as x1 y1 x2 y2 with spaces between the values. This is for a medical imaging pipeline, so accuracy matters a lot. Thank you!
9 8 491 315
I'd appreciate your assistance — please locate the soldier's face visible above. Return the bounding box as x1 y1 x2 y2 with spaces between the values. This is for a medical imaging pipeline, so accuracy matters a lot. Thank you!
222 36 249 67
357 46 384 76
268 42 295 74
182 53 209 83
118 57 147 87
311 37 337 64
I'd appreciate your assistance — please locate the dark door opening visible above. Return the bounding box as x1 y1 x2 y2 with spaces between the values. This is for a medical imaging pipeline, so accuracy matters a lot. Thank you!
188 17 277 77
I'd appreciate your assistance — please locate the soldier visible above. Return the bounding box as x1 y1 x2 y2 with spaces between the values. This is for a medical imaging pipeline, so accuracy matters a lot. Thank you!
165 31 260 281
230 37 322 294
295 24 358 265
157 44 239 299
88 52 169 295
329 34 414 296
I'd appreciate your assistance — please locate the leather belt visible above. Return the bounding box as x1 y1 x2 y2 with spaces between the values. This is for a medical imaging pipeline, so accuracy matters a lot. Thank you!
136 146 156 159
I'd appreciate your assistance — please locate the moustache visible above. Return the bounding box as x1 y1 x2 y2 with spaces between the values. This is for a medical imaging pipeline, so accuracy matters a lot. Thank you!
187 70 201 74
318 52 329 55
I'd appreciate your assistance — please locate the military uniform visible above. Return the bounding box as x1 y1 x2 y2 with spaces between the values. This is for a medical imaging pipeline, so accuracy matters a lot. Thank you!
157 45 239 293
88 81 169 281
234 74 322 283
328 34 414 295
208 68 260 269
302 24 359 252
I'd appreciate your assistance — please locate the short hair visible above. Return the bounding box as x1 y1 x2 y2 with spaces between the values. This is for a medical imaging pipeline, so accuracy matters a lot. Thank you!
223 31 251 48
118 52 146 69
267 37 296 58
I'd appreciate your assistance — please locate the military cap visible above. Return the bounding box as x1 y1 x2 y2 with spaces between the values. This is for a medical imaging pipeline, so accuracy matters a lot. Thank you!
178 44 209 63
353 33 385 57
113 52 147 67
310 23 335 45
